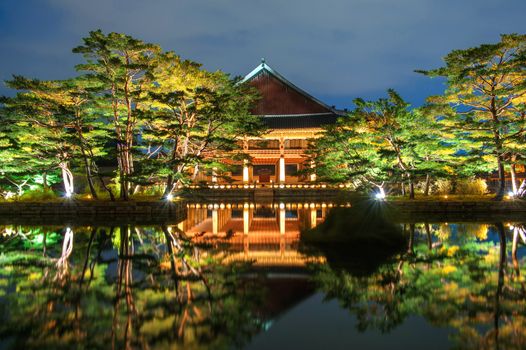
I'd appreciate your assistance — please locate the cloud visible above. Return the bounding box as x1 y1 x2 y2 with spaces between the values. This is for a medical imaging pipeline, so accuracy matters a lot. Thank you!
1 0 525 106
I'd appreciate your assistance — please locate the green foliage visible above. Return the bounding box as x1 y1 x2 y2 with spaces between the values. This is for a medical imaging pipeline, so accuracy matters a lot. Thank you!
19 188 58 202
433 178 454 195
418 33 526 199
0 29 264 199
311 90 451 198
456 177 488 195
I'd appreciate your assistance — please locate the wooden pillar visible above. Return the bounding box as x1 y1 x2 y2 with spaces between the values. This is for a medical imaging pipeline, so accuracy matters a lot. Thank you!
310 160 316 182
279 156 286 183
243 159 250 183
279 137 286 183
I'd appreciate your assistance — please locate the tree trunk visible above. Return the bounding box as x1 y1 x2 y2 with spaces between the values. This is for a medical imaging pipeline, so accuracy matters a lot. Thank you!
408 224 415 254
88 151 115 201
42 172 48 191
424 173 431 196
84 161 98 199
97 174 115 201
60 162 74 196
518 179 526 198
79 148 97 199
494 222 506 343
401 182 405 196
378 185 386 199
510 163 518 195
191 164 200 181
512 226 520 277
119 146 129 201
494 157 505 201
425 223 432 250
163 175 174 198
75 118 98 199
408 179 415 200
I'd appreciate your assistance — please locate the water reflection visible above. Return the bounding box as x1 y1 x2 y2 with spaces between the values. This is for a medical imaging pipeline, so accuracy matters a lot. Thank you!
308 219 526 349
0 201 525 349
183 202 333 268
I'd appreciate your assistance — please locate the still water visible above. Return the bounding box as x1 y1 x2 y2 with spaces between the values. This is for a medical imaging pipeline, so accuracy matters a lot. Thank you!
1 200 525 349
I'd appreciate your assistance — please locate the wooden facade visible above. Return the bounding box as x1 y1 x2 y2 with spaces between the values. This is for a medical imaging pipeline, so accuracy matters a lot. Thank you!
200 60 343 185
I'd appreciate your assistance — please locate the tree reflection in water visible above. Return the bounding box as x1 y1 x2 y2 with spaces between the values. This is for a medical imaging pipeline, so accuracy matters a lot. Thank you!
0 224 267 349
309 221 526 349
1 219 526 349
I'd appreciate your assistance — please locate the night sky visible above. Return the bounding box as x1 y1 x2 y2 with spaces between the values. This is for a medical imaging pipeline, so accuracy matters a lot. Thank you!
1 0 525 109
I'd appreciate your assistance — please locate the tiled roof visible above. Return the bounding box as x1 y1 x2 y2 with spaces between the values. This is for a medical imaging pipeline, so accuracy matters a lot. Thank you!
242 60 345 123
261 113 339 129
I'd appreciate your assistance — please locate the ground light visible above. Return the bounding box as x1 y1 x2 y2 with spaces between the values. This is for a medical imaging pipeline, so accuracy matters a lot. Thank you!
166 193 174 201
64 192 73 198
374 192 386 200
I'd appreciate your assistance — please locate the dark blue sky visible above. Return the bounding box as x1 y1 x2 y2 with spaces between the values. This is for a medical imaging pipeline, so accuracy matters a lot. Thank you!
1 0 525 109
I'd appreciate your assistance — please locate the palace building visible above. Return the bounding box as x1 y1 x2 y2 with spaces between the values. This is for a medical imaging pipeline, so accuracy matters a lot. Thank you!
205 60 343 185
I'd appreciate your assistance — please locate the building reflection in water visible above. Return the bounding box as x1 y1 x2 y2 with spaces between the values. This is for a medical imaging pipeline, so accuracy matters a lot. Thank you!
180 202 349 268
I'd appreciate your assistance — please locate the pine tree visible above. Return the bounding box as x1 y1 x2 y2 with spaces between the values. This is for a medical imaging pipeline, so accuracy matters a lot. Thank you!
2 77 77 197
141 52 262 197
73 30 162 200
418 34 526 200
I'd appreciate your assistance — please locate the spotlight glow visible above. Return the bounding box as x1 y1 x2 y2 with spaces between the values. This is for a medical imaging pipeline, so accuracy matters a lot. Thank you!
374 192 386 200
166 193 174 201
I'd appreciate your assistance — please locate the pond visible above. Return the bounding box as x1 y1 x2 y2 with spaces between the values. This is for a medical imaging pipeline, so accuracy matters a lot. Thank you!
1 199 525 349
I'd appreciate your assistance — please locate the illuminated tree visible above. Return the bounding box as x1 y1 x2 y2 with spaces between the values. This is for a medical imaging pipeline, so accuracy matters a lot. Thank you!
418 34 526 200
1 78 77 197
408 106 458 195
1 76 118 199
312 90 443 198
73 30 162 200
141 52 262 197
0 108 34 197
309 120 392 197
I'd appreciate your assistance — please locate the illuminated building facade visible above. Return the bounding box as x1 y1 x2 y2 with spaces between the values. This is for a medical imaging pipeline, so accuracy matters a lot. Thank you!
202 60 343 185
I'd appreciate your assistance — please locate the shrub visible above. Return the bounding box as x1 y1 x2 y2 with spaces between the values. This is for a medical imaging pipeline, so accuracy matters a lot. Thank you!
19 189 58 201
456 177 488 195
133 184 164 198
433 179 453 195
